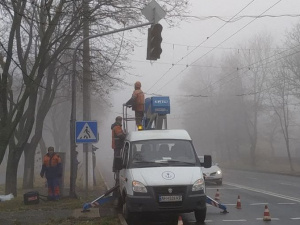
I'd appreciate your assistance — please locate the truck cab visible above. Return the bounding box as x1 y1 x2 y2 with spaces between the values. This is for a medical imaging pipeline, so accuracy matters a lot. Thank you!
115 129 211 223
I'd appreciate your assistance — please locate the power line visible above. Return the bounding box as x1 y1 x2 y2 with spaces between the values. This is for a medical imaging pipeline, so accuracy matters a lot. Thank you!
146 0 256 93
154 0 283 94
187 14 300 23
163 45 300 101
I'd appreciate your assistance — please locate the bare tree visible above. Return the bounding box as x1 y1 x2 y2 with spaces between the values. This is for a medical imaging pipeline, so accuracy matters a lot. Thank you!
267 63 295 171
1 0 190 195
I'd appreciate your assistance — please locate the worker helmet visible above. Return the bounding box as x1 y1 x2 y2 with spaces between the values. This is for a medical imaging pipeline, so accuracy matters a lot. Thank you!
134 81 141 88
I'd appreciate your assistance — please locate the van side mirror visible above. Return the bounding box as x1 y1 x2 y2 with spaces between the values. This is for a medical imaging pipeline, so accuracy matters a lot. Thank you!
114 157 123 171
203 155 212 168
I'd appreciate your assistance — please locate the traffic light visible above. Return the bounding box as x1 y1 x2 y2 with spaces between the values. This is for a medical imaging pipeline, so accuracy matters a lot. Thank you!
147 23 163 60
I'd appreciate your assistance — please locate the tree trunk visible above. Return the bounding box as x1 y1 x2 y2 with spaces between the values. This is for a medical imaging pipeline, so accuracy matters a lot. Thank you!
5 148 23 196
22 144 36 189
39 137 47 156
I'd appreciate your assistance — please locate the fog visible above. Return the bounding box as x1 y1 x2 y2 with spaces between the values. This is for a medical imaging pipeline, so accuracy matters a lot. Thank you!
1 0 300 187
101 0 300 173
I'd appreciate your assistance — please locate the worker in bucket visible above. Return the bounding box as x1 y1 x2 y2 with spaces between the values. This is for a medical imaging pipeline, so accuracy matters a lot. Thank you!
40 147 62 200
111 116 126 172
124 81 145 128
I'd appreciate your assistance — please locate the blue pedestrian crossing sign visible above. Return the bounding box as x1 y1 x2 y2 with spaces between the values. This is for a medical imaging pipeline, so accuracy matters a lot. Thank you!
75 121 98 143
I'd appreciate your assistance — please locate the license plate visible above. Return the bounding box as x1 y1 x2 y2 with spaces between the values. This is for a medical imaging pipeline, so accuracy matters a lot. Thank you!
159 195 182 202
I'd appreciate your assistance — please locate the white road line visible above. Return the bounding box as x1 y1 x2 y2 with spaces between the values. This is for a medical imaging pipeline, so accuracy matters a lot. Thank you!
207 187 239 190
279 182 299 187
257 218 279 220
278 202 296 205
223 219 247 222
224 182 300 203
250 203 268 205
291 218 300 220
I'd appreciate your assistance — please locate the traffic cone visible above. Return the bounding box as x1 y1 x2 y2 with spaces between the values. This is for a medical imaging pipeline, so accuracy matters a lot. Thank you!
263 205 271 221
214 189 220 201
236 195 241 209
177 215 183 225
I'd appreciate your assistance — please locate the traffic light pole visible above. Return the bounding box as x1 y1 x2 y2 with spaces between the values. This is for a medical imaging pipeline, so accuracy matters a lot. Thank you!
70 22 153 197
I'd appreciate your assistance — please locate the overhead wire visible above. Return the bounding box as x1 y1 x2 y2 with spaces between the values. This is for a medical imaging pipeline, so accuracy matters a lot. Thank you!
145 0 257 93
166 44 300 101
154 0 283 94
187 14 300 23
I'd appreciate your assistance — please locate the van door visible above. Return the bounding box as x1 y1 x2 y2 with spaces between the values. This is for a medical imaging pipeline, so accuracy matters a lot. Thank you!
119 142 130 192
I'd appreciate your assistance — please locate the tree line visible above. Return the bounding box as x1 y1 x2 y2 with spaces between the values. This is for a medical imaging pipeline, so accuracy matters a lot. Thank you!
0 0 189 196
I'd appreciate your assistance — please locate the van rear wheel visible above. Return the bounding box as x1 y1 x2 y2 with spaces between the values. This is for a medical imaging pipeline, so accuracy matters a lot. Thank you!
194 207 206 223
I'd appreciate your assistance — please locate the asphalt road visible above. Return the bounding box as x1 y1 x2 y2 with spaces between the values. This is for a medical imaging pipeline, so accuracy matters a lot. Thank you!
98 154 300 225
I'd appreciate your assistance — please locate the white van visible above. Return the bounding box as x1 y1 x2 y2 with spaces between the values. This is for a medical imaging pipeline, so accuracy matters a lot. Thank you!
115 129 211 224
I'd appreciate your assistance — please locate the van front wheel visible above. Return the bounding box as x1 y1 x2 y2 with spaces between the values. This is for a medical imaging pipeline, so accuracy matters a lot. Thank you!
194 207 207 223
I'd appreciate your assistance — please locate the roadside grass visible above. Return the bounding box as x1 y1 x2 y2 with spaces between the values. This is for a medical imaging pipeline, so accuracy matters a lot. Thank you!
0 168 121 225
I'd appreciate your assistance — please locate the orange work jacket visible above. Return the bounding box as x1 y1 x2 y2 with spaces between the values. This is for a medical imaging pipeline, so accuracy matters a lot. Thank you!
111 123 125 149
40 153 62 179
132 89 145 112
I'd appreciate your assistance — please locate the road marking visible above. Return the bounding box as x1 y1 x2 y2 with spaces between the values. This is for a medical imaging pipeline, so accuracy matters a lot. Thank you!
278 202 296 205
223 219 247 222
291 218 300 220
257 218 279 220
224 182 300 203
279 182 299 187
207 187 239 190
250 203 268 205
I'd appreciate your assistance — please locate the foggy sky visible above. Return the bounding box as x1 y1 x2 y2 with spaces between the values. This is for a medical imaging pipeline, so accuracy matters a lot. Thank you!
95 0 300 165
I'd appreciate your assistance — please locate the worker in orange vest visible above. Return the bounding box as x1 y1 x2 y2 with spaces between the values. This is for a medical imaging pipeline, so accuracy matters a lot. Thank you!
40 147 62 200
125 81 145 127
111 116 126 172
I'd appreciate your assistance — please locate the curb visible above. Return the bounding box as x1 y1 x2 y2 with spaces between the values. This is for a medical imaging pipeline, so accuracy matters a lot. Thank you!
118 213 128 225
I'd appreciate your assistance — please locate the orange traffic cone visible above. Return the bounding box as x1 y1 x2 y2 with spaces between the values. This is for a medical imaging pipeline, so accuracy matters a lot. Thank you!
236 195 241 209
177 215 183 225
263 205 271 221
214 189 220 201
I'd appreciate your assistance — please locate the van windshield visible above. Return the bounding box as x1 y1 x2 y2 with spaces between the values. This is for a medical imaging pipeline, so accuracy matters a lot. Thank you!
129 139 197 167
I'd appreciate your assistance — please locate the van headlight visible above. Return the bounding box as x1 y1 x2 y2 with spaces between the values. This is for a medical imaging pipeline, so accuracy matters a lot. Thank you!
192 178 205 191
132 180 147 193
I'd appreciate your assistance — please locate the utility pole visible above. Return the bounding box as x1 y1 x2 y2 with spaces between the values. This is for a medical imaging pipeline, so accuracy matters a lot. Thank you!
82 0 94 196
